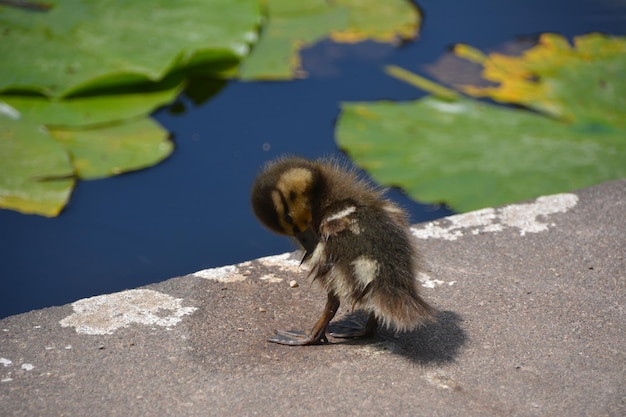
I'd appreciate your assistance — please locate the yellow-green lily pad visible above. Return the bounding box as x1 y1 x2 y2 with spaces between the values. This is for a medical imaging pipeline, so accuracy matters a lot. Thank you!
0 113 74 217
239 0 420 80
50 118 172 179
0 82 178 214
454 33 626 126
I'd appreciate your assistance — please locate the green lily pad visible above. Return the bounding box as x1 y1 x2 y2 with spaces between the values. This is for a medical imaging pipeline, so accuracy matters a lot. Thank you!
1 82 184 127
337 34 626 212
239 0 420 80
50 118 172 179
0 0 261 97
0 81 177 214
0 0 257 217
336 96 626 212
0 114 75 217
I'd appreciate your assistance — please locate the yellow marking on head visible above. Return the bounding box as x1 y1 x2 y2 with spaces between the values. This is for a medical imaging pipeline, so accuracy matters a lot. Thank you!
276 168 313 197
275 168 314 234
270 190 285 217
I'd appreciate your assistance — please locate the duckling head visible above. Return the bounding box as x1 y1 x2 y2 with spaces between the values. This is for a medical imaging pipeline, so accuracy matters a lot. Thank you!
251 157 320 252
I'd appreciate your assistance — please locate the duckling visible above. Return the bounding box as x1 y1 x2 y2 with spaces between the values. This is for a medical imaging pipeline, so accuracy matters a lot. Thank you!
251 156 434 346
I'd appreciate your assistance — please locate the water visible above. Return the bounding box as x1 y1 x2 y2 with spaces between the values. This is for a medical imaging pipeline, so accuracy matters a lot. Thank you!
1 0 625 318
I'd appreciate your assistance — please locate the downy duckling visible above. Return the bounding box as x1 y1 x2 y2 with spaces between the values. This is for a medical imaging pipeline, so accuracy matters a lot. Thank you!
251 156 434 345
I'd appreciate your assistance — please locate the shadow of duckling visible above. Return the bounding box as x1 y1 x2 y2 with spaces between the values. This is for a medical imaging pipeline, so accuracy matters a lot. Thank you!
330 309 467 365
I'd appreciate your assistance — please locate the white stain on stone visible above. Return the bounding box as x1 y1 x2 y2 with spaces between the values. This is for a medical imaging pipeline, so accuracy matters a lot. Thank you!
193 264 246 283
259 274 284 283
21 363 34 371
418 272 455 289
59 289 197 335
0 358 12 367
257 252 301 270
423 370 460 390
412 193 578 240
499 194 579 235
193 252 302 284
258 253 303 283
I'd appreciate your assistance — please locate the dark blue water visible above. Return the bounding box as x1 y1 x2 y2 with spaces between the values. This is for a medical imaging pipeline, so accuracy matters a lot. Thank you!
1 0 625 318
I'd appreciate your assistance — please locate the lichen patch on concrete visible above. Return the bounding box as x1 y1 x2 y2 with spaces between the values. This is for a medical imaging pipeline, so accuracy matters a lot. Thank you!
192 252 303 284
20 363 34 371
0 357 34 384
422 370 461 390
412 193 578 241
59 289 197 335
418 272 456 289
192 264 246 283
256 252 301 270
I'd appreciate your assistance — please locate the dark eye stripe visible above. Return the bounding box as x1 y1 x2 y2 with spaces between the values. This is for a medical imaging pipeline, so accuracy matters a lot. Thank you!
275 188 294 225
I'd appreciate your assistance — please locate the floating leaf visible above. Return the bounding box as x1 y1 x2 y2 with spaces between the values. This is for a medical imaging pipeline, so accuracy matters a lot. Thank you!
1 82 184 127
337 34 626 212
0 113 75 217
455 33 626 126
0 0 261 97
0 80 179 214
336 97 626 212
328 0 420 44
239 0 420 80
50 118 172 179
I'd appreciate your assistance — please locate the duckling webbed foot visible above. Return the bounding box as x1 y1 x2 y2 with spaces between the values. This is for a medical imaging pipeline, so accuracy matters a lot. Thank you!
269 329 329 346
268 293 339 346
328 312 377 339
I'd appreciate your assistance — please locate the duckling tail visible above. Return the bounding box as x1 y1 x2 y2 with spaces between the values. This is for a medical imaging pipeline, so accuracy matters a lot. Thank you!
369 283 436 333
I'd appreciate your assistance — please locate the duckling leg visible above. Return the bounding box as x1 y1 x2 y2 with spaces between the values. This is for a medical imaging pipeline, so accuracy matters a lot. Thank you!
269 293 340 346
328 312 377 338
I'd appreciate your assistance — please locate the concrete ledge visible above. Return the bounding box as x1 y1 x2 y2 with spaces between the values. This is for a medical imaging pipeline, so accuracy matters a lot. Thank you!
1 180 624 416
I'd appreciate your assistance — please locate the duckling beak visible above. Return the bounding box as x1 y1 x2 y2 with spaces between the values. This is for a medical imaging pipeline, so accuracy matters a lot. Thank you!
296 228 318 262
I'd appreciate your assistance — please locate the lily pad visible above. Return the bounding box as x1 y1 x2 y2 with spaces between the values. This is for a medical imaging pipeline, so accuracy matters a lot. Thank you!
1 82 184 127
0 0 259 217
50 118 172 179
336 34 626 212
454 33 626 126
336 97 626 212
0 0 261 97
0 114 75 217
0 81 178 214
239 0 420 80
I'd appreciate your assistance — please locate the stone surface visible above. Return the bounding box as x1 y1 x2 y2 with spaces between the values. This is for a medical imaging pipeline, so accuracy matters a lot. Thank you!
1 180 624 416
